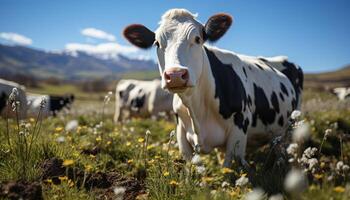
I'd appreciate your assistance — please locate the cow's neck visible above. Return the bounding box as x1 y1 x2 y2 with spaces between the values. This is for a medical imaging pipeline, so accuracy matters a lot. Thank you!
177 46 217 139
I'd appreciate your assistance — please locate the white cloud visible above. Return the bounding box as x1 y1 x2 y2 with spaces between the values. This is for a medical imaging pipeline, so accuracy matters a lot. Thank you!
0 32 32 45
65 42 138 59
81 28 116 42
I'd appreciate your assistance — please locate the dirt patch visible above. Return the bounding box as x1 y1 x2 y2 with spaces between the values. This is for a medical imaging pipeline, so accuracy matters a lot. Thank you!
0 181 43 200
40 158 145 199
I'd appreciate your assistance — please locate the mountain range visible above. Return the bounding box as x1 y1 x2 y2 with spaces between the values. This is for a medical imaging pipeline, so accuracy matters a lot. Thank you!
0 44 157 80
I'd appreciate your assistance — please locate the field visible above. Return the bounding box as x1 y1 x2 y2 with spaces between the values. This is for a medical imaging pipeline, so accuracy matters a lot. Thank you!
0 83 349 200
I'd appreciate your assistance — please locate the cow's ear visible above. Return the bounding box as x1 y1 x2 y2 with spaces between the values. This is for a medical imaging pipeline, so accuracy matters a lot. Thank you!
204 13 232 42
123 24 155 49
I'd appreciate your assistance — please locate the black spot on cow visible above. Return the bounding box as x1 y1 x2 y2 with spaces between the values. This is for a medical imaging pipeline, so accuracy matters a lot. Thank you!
242 67 248 78
278 116 284 127
256 64 264 70
252 84 276 126
0 92 8 113
49 94 75 116
291 98 297 110
280 60 304 106
247 95 252 106
233 113 249 133
130 93 146 112
205 47 247 119
259 58 278 73
280 82 289 97
279 92 285 102
270 92 280 113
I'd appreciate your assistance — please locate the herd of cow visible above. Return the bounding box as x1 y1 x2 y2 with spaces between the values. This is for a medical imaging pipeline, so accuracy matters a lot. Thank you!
1 8 348 169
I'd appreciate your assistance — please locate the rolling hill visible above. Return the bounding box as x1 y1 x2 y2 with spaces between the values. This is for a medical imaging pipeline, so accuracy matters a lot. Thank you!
0 44 157 80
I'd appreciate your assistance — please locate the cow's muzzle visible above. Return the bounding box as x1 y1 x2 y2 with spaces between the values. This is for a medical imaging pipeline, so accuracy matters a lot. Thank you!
164 68 189 91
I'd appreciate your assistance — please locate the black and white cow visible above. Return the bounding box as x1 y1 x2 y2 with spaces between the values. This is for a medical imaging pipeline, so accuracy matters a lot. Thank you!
27 93 75 117
114 79 173 122
123 9 303 167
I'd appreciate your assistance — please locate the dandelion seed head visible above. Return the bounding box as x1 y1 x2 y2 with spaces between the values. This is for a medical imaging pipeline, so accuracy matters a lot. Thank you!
191 154 202 165
293 122 310 142
284 169 308 194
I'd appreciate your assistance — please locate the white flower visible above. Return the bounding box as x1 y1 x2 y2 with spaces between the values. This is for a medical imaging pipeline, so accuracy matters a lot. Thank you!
245 188 265 200
290 110 301 120
286 143 298 156
303 147 317 159
65 120 78 131
191 154 202 165
108 91 113 96
284 169 308 194
221 181 230 188
235 175 249 187
56 136 65 143
113 186 126 200
146 129 151 136
169 130 175 138
9 88 18 102
196 165 206 175
293 122 310 142
307 158 318 173
324 129 332 138
336 161 344 172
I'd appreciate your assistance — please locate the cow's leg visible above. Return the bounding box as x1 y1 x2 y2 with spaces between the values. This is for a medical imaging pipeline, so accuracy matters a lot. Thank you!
176 120 193 161
223 126 248 169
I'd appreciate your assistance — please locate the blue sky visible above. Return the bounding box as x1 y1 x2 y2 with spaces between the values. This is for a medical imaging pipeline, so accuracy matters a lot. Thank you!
0 0 349 72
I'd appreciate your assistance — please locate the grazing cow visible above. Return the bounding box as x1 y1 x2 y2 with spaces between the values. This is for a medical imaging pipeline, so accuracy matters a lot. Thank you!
333 87 350 101
0 79 27 119
123 9 303 167
27 93 75 117
114 79 173 122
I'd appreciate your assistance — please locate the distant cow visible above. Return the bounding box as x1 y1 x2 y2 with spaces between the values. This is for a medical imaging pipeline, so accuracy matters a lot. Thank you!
27 93 75 117
0 78 27 119
123 9 303 167
333 87 350 101
114 79 173 122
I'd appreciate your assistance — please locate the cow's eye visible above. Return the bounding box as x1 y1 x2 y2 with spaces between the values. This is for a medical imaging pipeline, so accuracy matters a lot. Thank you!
154 41 160 48
195 36 201 44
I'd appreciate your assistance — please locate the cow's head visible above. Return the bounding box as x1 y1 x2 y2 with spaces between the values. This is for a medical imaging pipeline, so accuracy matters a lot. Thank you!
123 9 232 94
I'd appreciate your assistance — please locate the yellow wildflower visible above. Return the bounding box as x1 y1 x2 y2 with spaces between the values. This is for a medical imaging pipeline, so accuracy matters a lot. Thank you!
126 142 131 146
45 179 53 184
72 152 79 158
169 180 179 186
229 190 238 197
107 141 112 145
154 155 161 159
85 165 92 171
202 176 214 182
148 159 155 165
163 171 170 177
62 159 74 166
320 162 326 168
58 176 68 181
96 136 102 142
138 138 145 143
333 186 345 193
89 154 96 159
147 144 155 150
221 167 233 174
29 118 35 123
314 174 323 179
127 159 134 164
68 179 75 187
55 127 63 132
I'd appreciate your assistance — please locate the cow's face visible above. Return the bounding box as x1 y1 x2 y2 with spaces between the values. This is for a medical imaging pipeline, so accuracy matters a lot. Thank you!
123 9 232 94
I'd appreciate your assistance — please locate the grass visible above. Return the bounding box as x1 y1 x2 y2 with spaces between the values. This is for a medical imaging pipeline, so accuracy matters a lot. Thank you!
0 87 349 199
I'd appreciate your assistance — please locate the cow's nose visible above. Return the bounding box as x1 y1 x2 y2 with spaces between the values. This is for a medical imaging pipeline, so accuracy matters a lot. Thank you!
164 68 189 88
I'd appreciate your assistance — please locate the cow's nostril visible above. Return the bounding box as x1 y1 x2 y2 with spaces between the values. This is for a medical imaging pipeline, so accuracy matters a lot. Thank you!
181 70 188 80
164 72 171 80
